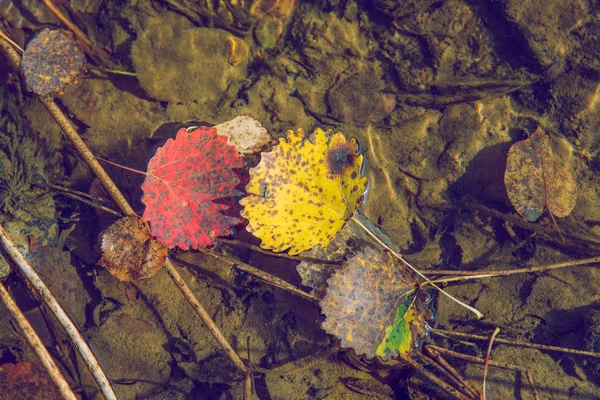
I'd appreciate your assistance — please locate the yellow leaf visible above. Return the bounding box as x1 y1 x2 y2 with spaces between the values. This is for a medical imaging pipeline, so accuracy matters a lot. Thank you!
240 128 367 254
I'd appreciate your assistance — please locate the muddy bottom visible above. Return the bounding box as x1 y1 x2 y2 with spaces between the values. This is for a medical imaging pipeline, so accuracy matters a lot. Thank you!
2 1 600 399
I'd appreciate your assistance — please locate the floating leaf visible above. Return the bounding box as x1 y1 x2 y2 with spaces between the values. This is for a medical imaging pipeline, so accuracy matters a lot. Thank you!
320 248 427 360
0 362 64 400
240 128 367 255
20 28 85 97
142 126 245 249
504 128 577 222
99 215 168 281
214 115 273 154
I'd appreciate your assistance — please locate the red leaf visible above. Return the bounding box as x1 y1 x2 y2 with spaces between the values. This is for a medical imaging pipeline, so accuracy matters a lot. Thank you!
141 126 245 250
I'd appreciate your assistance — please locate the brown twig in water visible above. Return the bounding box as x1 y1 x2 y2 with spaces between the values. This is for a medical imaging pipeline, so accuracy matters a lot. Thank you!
40 0 110 64
421 255 600 278
0 224 117 400
202 248 319 302
426 345 540 400
35 182 122 217
0 29 23 53
217 237 343 265
0 37 251 398
425 346 480 399
431 328 600 358
405 354 474 400
0 280 78 400
482 327 500 400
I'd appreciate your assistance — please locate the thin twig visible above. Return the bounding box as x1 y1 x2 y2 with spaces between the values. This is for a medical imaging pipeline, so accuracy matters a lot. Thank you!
35 183 121 216
351 215 483 319
426 345 540 400
405 355 473 400
431 329 600 358
425 346 480 398
0 280 78 400
421 255 600 278
204 249 319 302
0 37 251 392
482 327 500 400
433 329 600 358
217 238 343 265
164 262 248 374
40 0 110 64
0 224 117 400
0 29 23 53
415 351 478 400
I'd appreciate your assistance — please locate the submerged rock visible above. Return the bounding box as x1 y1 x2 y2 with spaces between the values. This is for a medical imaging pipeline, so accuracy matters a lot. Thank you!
131 21 248 103
327 73 396 127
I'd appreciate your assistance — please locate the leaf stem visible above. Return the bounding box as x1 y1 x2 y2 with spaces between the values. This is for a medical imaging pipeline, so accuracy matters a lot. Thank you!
350 214 484 319
96 156 148 176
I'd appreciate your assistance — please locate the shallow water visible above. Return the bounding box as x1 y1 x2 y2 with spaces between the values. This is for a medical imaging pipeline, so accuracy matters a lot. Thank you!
2 1 600 399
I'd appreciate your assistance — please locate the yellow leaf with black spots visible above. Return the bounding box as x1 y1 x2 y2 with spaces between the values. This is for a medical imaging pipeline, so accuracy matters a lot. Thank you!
240 128 367 254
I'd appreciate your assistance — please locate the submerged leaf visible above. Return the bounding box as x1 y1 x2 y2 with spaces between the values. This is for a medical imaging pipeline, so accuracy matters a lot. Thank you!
142 126 245 249
240 128 367 255
320 248 426 359
504 128 577 221
20 28 85 96
99 215 168 281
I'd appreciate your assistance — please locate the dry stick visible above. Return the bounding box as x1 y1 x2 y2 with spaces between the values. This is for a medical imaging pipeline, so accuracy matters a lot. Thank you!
0 224 117 400
351 216 484 319
164 265 247 373
426 345 540 400
203 249 319 302
425 346 481 399
0 39 251 394
481 327 500 400
432 328 600 358
35 183 122 217
217 238 343 265
415 351 478 400
420 255 600 278
404 355 473 400
0 29 23 53
40 0 110 63
0 280 78 400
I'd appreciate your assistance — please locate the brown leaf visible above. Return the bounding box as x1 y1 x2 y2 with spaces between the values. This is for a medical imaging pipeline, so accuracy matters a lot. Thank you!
20 28 85 97
320 248 423 359
99 216 168 281
504 128 577 221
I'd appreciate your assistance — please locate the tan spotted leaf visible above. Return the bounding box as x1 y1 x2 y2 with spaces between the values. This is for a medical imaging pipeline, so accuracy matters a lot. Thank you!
20 28 85 97
214 115 273 154
240 128 367 255
504 128 577 222
320 248 427 359
99 215 168 281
